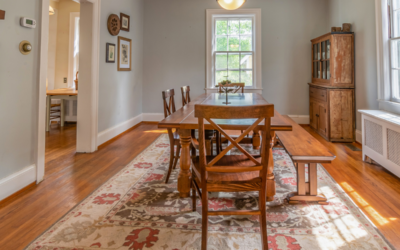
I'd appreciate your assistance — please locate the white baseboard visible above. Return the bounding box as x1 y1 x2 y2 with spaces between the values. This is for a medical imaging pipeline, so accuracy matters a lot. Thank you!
0 164 36 201
97 113 143 146
356 129 362 144
142 113 164 122
288 115 310 125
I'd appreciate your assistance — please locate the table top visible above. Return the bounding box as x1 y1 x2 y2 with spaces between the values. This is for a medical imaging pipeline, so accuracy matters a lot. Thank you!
158 93 292 131
46 88 78 96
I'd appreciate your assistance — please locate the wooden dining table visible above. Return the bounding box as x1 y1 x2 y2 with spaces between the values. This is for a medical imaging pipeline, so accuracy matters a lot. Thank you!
158 93 292 201
46 88 78 131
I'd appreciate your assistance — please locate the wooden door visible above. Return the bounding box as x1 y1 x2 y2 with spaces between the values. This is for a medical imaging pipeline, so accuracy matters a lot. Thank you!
330 90 354 140
318 105 328 137
310 102 319 130
331 34 354 87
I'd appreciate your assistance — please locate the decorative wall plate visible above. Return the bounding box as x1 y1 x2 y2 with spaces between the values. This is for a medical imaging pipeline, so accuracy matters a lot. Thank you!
107 14 120 36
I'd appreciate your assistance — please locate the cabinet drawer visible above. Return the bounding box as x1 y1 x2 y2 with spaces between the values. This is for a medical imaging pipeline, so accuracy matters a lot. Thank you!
310 87 327 102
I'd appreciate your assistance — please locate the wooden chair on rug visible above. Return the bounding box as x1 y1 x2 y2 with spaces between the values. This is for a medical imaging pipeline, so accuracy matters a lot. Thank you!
162 89 181 184
191 104 273 250
181 86 191 107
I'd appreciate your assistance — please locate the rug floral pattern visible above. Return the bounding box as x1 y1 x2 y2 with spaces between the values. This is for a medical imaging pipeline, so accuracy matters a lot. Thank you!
26 135 393 250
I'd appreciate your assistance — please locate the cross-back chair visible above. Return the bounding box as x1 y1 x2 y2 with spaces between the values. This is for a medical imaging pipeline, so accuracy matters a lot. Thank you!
181 86 191 107
162 89 180 183
191 104 274 250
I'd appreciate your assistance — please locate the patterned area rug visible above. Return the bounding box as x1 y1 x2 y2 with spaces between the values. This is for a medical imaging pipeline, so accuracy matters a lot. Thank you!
26 135 394 250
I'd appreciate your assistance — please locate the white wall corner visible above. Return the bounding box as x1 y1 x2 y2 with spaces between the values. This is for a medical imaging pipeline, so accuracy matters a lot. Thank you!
356 129 362 144
288 115 310 125
142 113 164 122
97 114 143 146
0 164 36 201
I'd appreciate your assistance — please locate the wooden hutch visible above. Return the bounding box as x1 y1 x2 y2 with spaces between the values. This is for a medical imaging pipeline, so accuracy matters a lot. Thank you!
309 32 355 142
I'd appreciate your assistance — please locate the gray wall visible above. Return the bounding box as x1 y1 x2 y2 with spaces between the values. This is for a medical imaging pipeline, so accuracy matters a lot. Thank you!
327 0 378 131
98 0 144 132
0 0 41 179
143 0 329 114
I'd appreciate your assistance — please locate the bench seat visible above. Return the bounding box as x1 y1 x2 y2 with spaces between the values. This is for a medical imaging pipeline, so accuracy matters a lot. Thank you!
276 115 336 204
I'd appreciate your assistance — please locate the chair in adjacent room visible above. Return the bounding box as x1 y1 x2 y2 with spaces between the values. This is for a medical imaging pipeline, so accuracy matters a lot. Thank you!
191 104 273 250
162 89 181 184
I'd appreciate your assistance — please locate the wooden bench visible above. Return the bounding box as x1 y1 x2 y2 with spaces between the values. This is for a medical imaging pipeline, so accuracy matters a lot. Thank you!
276 115 336 204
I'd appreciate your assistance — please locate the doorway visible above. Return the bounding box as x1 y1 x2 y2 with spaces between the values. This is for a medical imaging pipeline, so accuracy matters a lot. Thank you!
37 0 100 183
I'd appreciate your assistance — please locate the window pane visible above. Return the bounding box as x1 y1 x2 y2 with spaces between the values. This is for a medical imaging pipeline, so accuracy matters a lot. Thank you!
327 40 331 59
394 0 400 10
240 19 252 35
392 69 400 99
327 61 331 80
313 43 320 60
216 70 228 85
229 37 240 51
228 53 240 69
392 40 400 68
216 53 227 69
216 20 227 35
394 10 400 37
216 37 227 51
240 36 252 51
228 70 240 83
228 20 239 35
240 53 253 69
241 70 253 86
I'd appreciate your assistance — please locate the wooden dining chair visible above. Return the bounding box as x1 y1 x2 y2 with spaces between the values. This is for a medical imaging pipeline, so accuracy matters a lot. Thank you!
181 86 191 107
218 83 245 93
191 104 274 250
162 89 181 184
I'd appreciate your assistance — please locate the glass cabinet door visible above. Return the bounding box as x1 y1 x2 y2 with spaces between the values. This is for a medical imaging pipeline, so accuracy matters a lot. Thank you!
320 39 330 80
312 43 320 79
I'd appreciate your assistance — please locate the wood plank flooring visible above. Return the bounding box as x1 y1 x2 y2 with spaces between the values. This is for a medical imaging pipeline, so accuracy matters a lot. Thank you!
0 123 399 249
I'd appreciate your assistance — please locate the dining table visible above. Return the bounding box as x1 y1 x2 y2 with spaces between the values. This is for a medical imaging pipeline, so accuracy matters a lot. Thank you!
158 93 292 201
46 88 78 131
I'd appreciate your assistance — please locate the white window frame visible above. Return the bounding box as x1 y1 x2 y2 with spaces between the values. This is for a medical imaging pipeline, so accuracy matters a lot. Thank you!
206 9 262 94
376 0 400 113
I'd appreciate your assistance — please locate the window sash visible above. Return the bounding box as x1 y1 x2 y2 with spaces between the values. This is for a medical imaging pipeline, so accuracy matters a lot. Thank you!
213 17 255 87
390 0 400 102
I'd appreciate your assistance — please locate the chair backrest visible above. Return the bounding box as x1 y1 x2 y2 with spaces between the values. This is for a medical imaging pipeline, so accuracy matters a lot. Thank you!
181 86 191 107
162 89 176 118
218 83 245 93
194 104 274 179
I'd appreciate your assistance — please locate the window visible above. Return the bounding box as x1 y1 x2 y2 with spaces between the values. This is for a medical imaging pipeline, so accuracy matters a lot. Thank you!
206 9 261 93
390 0 400 102
214 18 254 87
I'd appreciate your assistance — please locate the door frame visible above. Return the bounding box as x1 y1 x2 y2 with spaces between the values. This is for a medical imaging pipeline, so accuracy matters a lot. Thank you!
36 0 101 183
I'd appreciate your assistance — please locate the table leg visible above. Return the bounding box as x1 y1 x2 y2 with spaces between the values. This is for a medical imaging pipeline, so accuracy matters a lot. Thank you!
252 130 260 150
46 95 51 132
266 146 276 201
60 99 65 127
178 129 192 198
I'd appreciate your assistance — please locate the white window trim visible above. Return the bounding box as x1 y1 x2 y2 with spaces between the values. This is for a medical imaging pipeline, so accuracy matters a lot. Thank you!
68 12 80 89
206 9 262 94
376 0 400 113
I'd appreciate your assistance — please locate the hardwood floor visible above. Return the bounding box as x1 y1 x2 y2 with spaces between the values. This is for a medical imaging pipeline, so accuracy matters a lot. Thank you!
0 123 399 249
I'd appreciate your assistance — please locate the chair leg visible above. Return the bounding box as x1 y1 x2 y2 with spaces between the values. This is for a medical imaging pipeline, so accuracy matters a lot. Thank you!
191 178 197 212
165 144 175 184
201 183 208 250
173 142 181 170
259 189 268 250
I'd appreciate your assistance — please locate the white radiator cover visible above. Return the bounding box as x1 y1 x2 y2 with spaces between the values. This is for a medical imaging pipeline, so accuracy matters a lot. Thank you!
359 110 400 178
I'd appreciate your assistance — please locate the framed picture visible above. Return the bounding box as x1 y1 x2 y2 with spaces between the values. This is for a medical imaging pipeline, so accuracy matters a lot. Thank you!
106 43 116 63
118 36 131 71
120 13 130 32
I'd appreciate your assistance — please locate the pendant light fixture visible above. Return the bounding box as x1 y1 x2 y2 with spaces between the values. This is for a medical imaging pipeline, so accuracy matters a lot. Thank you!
217 0 246 10
49 6 55 16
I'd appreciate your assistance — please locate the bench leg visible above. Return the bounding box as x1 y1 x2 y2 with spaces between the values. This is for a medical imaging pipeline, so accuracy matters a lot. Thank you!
287 162 328 205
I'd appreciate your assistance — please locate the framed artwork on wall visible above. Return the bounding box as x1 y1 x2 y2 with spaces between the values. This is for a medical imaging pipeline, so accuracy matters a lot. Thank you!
106 43 116 63
118 36 131 71
120 13 130 32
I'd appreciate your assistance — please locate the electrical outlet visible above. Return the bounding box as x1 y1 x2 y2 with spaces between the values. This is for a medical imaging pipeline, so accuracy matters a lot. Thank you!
64 77 67 83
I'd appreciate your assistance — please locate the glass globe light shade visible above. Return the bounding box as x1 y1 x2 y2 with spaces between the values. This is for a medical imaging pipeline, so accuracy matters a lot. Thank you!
49 6 55 16
217 0 246 10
